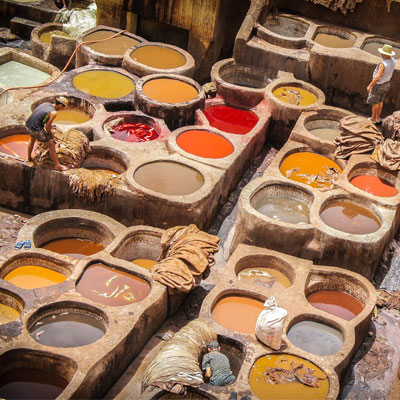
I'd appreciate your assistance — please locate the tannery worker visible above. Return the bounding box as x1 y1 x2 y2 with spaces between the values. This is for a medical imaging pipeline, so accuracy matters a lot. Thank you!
367 44 396 124
26 96 69 171
202 341 236 386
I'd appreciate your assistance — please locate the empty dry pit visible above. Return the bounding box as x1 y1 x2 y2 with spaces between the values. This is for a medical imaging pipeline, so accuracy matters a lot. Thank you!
263 15 309 38
234 254 294 294
250 183 313 225
28 302 107 348
76 262 151 306
82 146 128 175
0 127 30 159
0 289 23 325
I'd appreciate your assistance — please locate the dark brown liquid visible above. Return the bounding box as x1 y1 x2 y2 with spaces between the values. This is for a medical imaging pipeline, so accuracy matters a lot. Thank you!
76 263 151 306
30 312 105 347
0 368 68 399
41 238 104 259
307 290 363 321
320 200 381 234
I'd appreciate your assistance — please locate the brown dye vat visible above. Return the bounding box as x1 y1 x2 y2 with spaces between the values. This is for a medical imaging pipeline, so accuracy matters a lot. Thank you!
320 200 381 234
212 295 264 335
309 128 341 142
76 263 151 306
280 152 342 189
72 71 135 99
273 86 317 106
0 368 68 399
134 161 204 196
363 42 400 59
130 45 186 69
249 354 329 399
287 320 344 356
131 258 157 270
307 290 363 321
314 33 355 48
40 30 70 45
4 266 67 289
0 303 20 324
30 311 105 347
54 109 91 125
350 175 398 197
0 134 30 158
238 267 291 293
84 30 140 56
41 238 104 259
143 78 198 103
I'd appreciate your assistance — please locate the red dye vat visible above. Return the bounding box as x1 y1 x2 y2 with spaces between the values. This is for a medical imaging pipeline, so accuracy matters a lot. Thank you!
350 175 398 197
307 290 364 321
203 105 259 135
111 122 159 142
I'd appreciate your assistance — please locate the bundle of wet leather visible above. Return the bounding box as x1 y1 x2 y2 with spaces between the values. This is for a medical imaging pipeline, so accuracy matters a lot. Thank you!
151 224 220 292
305 0 364 14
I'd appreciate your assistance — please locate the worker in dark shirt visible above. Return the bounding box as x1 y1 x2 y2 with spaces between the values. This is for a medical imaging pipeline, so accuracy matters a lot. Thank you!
26 97 69 171
202 341 235 386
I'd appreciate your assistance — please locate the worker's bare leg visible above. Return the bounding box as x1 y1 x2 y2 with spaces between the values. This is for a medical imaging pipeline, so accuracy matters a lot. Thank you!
45 140 68 171
27 136 35 161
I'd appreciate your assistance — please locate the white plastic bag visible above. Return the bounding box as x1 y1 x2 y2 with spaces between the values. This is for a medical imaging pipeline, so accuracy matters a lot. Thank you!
255 297 288 350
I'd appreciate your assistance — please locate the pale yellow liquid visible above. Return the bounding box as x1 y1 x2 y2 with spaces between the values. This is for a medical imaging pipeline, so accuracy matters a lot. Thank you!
0 304 20 324
130 46 186 69
131 258 157 270
4 266 67 289
73 70 135 98
54 109 91 125
273 86 317 106
40 30 70 45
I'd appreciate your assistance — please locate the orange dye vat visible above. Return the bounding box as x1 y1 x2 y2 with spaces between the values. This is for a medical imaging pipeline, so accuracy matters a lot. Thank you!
54 109 91 125
42 238 104 259
280 152 342 189
130 45 186 69
76 263 151 306
350 175 398 197
143 78 198 103
238 267 291 293
0 134 30 158
0 304 20 324
176 130 234 159
84 30 140 56
249 354 329 399
212 295 264 335
132 259 157 270
4 266 67 289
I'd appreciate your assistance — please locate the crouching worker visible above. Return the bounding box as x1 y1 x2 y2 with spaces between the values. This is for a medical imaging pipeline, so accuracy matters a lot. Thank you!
202 341 235 386
26 96 69 171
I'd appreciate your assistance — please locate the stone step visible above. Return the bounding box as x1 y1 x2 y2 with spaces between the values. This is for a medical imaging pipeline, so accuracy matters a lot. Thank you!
10 17 40 39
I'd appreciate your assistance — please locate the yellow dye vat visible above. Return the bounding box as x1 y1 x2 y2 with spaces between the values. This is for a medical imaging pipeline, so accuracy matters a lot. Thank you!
40 30 70 45
4 266 67 289
273 86 317 106
0 304 20 324
54 109 91 125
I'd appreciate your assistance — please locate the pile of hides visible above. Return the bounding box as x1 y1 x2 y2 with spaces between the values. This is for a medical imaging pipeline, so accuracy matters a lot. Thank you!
55 2 96 38
381 111 400 140
142 319 217 394
334 115 383 159
65 168 119 202
371 139 400 170
151 225 220 292
305 0 364 14
32 127 90 169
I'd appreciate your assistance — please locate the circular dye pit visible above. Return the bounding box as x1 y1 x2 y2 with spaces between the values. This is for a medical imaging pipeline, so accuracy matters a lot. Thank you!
238 267 291 293
40 30 70 45
4 266 67 289
76 263 151 306
131 258 158 270
134 161 204 196
30 310 105 347
320 200 381 234
177 130 234 159
84 30 140 56
287 320 344 355
280 152 342 189
314 33 355 48
252 192 310 224
54 109 91 125
212 295 264 334
309 127 341 142
110 122 159 142
362 42 400 59
85 167 120 177
350 175 398 197
73 70 135 98
142 78 198 103
307 290 363 321
0 134 30 158
130 45 186 69
0 368 68 399
0 303 20 324
203 104 259 135
0 61 50 87
273 86 317 106
264 16 309 38
249 354 329 400
41 238 104 259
